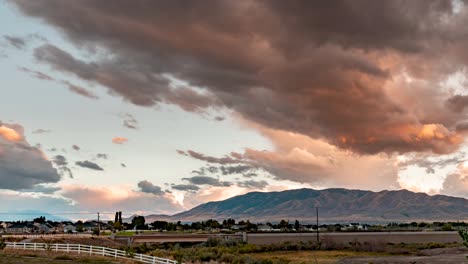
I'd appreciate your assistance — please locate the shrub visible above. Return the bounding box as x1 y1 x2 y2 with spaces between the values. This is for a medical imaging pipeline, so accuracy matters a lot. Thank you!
459 230 468 247
125 247 135 258
0 239 6 250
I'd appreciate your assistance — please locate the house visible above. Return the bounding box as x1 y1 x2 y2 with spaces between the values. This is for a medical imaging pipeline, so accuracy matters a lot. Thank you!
257 224 274 232
6 222 33 233
63 224 77 233
33 223 53 233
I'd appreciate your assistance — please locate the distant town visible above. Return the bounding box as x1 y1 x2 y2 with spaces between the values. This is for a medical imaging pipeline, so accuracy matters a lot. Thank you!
2 213 468 235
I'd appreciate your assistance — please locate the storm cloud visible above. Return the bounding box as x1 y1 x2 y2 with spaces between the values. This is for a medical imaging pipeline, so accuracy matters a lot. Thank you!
12 0 468 155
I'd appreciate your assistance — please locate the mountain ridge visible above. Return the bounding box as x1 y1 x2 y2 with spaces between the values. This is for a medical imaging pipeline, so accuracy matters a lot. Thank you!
144 188 468 223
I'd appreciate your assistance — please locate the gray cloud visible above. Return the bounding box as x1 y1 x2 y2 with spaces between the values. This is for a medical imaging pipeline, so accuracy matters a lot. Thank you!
446 95 468 113
18 66 54 81
122 113 138 129
399 154 465 174
22 185 61 194
237 180 268 189
182 176 232 187
3 35 26 49
220 165 254 175
32 129 51 134
96 153 108 159
137 180 164 195
171 184 200 192
61 80 98 99
0 121 61 190
12 0 468 155
214 116 225 122
75 160 104 171
18 66 98 99
183 150 241 164
52 155 73 178
53 155 67 166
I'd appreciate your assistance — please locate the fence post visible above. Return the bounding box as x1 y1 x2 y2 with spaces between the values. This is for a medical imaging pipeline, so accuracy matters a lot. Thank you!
56 244 58 252
23 243 26 249
90 245 93 255
13 242 16 249
114 249 117 258
33 243 36 251
139 254 143 261
102 246 105 256
67 244 69 253
153 256 156 264
78 244 80 254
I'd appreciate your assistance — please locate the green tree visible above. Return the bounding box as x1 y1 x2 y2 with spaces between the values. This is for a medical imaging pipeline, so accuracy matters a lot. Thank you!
294 220 300 231
132 216 146 229
33 216 46 224
459 230 468 247
279 220 289 229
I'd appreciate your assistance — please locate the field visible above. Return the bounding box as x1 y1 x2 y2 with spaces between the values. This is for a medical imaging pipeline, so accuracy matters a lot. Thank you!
0 251 137 264
247 250 390 264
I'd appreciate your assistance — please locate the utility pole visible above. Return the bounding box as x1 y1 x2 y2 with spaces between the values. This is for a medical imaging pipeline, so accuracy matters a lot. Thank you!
316 207 319 243
97 212 100 236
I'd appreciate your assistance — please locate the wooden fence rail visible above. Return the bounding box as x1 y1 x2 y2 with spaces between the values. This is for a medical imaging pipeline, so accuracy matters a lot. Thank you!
5 242 178 264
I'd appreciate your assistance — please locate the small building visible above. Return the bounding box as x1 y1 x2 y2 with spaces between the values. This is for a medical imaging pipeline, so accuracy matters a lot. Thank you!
257 224 274 232
63 224 77 233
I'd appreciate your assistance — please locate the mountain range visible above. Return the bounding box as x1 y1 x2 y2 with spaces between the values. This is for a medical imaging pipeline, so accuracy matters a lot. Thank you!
143 188 468 223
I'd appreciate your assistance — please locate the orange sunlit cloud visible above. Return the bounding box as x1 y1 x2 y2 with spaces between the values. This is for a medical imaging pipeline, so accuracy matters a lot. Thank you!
0 126 22 141
112 137 128 144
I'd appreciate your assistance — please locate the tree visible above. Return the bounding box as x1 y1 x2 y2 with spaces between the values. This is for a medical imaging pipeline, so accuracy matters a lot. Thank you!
33 216 46 224
279 220 289 229
132 216 145 229
459 230 468 247
294 220 300 231
76 220 84 233
152 221 168 230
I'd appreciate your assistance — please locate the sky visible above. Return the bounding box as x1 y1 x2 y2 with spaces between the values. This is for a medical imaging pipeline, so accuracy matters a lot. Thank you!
1 0 468 221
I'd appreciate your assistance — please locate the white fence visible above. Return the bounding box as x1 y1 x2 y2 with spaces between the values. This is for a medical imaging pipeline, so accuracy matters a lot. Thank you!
5 242 178 264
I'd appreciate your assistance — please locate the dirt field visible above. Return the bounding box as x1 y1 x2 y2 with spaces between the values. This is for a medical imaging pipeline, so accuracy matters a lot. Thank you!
338 247 468 263
248 250 391 264
246 231 462 245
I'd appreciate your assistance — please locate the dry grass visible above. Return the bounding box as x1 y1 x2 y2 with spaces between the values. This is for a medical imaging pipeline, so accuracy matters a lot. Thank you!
31 237 124 248
0 250 138 264
247 250 392 264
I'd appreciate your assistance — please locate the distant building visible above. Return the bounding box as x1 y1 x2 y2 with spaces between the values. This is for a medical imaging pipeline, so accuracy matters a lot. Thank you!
6 223 33 233
257 224 274 231
63 224 77 233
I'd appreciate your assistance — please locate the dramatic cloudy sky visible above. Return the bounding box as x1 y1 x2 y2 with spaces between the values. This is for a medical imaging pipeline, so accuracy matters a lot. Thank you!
2 0 468 220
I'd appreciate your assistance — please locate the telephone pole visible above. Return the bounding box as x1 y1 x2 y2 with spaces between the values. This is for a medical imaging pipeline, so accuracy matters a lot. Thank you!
97 212 100 236
316 207 319 243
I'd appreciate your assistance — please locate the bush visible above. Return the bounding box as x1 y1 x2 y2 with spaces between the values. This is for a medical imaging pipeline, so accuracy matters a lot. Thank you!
125 247 135 258
459 230 468 247
0 239 6 250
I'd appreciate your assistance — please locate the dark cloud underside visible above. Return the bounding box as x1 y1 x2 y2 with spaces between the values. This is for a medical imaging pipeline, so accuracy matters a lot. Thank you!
11 0 468 155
